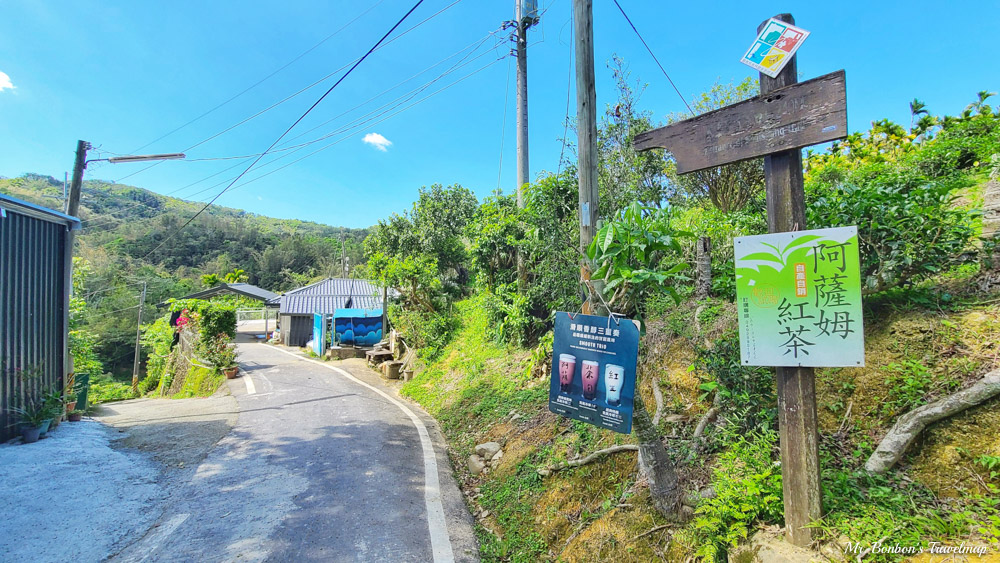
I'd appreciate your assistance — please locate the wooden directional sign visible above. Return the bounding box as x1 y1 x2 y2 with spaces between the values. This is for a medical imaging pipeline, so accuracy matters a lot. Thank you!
634 70 847 174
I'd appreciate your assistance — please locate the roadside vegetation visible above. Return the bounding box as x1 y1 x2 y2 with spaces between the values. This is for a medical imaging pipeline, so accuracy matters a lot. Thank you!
373 60 1000 561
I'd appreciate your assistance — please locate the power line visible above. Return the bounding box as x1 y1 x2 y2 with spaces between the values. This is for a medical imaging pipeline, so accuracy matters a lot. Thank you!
128 0 389 155
611 0 693 115
557 5 574 176
193 56 506 201
141 0 427 261
495 54 512 193
82 35 503 230
114 0 465 186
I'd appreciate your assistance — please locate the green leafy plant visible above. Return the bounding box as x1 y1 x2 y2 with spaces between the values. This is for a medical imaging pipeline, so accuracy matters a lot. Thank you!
588 202 690 323
683 430 783 562
11 401 48 428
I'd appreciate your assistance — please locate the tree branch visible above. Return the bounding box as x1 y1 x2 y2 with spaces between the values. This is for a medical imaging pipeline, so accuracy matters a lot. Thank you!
539 445 639 474
866 368 1000 473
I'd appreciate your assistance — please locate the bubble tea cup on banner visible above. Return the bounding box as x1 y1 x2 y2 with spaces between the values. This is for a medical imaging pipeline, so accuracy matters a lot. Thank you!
581 360 599 400
604 364 624 406
558 354 576 393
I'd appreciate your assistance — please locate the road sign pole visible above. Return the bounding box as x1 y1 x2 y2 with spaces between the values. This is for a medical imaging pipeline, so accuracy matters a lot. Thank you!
759 13 822 547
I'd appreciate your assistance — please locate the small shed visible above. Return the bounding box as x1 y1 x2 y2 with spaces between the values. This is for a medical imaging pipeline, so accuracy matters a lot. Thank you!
0 194 80 441
268 278 389 347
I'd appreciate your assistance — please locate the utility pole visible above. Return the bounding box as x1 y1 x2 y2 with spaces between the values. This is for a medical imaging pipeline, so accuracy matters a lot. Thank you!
63 140 89 402
515 0 537 206
758 13 822 547
131 281 147 393
573 0 600 313
67 140 88 219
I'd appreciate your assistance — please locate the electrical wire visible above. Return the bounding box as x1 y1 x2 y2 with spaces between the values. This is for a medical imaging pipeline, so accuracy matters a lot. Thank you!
557 5 574 176
611 0 693 115
495 53 512 193
114 0 465 185
83 34 503 229
140 0 427 261
88 15 494 226
128 0 389 155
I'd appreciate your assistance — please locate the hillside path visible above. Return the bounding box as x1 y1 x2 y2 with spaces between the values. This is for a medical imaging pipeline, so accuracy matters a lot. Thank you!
112 343 477 563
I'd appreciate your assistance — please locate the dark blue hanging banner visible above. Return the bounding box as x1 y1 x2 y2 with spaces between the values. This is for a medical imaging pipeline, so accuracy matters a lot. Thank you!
548 312 639 434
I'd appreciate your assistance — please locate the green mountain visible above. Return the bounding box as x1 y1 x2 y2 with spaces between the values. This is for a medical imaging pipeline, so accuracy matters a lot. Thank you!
0 173 369 291
1 173 370 374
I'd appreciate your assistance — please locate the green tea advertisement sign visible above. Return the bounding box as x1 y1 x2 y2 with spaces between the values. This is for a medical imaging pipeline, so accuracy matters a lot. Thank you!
735 226 865 367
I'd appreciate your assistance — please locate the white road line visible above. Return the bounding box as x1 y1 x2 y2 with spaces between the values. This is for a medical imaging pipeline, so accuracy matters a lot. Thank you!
266 345 455 563
243 372 257 395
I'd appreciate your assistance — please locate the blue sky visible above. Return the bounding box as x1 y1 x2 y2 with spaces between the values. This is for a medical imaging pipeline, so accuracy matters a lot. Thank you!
0 1 996 228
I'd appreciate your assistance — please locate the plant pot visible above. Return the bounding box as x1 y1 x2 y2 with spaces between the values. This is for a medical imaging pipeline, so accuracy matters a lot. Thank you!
68 413 82 422
38 419 52 438
20 425 41 444
224 367 239 379
66 401 77 412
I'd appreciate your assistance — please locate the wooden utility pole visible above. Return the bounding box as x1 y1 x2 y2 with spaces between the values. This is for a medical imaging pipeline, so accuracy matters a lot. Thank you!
515 0 534 206
67 140 88 219
63 140 89 400
758 13 822 547
131 281 147 393
573 0 600 313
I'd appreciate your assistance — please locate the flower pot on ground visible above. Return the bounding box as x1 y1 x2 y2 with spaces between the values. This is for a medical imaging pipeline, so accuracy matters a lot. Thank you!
38 419 53 438
13 401 46 443
67 410 83 422
20 425 41 444
223 366 239 379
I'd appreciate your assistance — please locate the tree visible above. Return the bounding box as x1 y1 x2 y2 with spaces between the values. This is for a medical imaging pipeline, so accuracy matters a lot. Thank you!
668 78 765 213
587 203 691 520
201 273 222 288
223 268 247 283
597 56 672 215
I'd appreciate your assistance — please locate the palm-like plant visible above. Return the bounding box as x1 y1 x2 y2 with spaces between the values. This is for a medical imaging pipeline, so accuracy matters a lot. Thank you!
909 98 928 131
966 90 997 115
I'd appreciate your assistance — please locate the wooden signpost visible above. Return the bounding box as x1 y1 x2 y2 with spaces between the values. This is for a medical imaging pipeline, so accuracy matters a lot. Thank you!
633 14 846 547
634 70 846 174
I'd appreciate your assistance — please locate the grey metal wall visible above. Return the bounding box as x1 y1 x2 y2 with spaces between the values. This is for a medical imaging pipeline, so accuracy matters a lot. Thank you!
0 209 67 441
280 314 313 348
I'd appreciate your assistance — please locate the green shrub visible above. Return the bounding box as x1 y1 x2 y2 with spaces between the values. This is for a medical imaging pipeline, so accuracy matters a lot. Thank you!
481 283 539 347
89 373 134 404
387 303 460 360
167 299 237 341
684 430 783 561
807 164 977 294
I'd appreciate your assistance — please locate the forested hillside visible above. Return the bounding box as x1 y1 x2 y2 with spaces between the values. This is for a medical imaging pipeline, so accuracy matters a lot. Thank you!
0 174 369 374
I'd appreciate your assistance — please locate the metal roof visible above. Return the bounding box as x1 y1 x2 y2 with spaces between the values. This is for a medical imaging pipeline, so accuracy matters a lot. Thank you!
157 282 279 307
0 193 81 230
269 278 393 315
280 294 382 315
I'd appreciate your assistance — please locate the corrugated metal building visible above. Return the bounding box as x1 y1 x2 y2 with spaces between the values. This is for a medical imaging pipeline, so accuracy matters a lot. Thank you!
267 278 388 347
0 194 80 441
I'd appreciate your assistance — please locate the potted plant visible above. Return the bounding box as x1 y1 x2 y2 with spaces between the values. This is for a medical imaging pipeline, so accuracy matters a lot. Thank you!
12 402 47 443
67 409 84 422
42 388 63 430
64 372 78 412
204 335 240 379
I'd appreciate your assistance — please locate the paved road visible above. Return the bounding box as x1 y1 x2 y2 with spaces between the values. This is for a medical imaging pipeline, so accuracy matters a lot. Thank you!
112 343 477 563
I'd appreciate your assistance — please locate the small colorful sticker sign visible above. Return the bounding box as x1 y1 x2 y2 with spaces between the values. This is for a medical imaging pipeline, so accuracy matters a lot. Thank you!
740 18 809 78
734 226 865 367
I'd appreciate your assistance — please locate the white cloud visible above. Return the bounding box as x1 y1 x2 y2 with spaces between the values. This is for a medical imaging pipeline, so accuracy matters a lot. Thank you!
362 132 392 152
0 71 14 92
